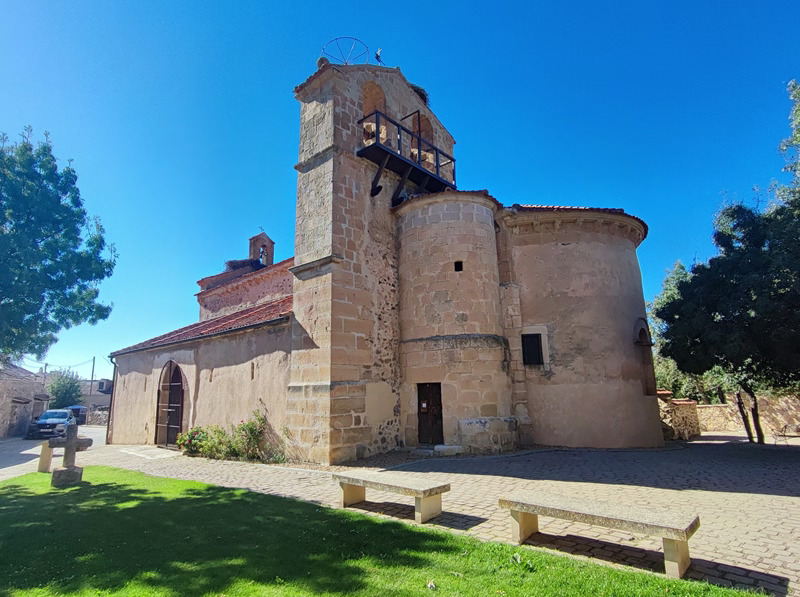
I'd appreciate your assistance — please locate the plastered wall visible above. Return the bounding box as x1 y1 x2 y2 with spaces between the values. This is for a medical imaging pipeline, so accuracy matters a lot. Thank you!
109 323 291 446
501 212 663 448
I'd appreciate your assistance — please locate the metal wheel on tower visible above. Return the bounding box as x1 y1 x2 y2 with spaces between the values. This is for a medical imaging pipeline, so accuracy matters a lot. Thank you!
320 37 370 65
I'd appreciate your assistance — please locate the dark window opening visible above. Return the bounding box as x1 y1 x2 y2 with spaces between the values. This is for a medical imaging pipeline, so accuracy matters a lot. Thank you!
522 334 544 365
454 261 463 272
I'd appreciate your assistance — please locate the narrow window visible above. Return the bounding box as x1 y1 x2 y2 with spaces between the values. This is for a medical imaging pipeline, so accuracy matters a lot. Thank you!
454 261 463 272
521 334 544 365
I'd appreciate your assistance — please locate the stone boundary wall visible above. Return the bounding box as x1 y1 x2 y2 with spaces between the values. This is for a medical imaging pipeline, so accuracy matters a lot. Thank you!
697 394 800 434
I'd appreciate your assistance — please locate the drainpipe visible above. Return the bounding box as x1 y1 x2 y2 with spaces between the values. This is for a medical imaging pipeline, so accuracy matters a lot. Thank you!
106 356 118 445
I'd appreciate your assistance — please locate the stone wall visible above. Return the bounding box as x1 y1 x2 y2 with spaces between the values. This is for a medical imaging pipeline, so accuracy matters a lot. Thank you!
290 64 457 463
87 407 109 426
109 322 291 447
696 404 741 432
499 209 663 448
0 372 48 438
664 399 701 440
396 192 512 452
697 394 800 434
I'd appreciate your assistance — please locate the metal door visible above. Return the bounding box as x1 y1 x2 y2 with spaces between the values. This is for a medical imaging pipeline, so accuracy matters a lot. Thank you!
417 382 443 445
156 362 184 447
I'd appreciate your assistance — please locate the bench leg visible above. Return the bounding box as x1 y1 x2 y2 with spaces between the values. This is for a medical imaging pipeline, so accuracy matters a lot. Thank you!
510 510 539 544
415 494 442 523
663 538 691 578
339 483 366 507
38 441 53 473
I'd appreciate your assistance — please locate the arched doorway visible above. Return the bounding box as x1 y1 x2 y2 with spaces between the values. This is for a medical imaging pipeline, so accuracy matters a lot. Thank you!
155 361 185 448
633 319 657 396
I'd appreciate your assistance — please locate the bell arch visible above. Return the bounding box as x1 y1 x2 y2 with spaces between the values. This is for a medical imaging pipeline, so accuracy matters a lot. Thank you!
361 80 386 116
155 360 186 448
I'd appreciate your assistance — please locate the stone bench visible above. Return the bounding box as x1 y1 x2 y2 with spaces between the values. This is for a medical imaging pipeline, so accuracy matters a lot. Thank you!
499 491 700 578
332 470 450 523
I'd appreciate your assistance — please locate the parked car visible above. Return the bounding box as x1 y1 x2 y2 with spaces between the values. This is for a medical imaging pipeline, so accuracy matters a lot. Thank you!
66 405 88 425
25 409 77 439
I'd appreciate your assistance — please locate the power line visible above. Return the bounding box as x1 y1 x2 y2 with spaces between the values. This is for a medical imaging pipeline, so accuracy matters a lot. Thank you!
22 356 96 371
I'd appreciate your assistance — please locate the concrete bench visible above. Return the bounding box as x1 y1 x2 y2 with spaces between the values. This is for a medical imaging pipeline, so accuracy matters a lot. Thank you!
332 470 450 523
499 491 700 579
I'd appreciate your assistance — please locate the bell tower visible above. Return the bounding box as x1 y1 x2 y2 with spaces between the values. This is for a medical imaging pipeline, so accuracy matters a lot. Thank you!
287 60 456 463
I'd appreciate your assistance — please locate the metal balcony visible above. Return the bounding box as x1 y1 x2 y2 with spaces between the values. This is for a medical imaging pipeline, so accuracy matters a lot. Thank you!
357 110 456 205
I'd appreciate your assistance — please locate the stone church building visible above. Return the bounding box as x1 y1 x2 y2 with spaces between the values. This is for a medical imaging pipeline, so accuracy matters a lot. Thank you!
108 61 663 463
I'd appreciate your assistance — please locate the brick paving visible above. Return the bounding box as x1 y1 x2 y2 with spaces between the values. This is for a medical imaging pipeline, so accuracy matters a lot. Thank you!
2 430 799 595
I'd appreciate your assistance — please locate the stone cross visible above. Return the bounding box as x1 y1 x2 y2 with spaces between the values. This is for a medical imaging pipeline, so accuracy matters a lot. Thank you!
37 424 93 487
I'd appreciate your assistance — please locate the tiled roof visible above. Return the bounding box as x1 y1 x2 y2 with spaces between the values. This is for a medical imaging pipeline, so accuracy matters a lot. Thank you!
510 204 648 236
0 362 36 380
111 295 292 357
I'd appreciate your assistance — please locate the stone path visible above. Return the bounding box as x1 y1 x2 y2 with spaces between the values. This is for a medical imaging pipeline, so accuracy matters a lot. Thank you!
2 430 799 596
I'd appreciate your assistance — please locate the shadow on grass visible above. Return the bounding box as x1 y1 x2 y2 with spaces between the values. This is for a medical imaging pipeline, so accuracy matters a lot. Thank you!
0 468 456 597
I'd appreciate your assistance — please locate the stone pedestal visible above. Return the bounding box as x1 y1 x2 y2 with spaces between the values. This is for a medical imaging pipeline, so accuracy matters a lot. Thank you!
52 466 84 487
38 442 53 472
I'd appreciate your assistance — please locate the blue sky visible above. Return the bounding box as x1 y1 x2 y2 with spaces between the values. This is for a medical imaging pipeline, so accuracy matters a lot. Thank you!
1 0 798 380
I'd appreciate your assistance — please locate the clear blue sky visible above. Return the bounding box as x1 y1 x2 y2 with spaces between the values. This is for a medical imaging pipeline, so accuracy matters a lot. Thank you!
2 0 798 380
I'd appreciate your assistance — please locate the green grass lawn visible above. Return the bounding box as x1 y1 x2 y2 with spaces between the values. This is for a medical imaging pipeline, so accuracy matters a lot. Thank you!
0 467 745 597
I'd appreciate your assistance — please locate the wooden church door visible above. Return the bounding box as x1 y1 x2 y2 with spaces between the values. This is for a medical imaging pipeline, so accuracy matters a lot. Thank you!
417 383 443 445
156 361 184 448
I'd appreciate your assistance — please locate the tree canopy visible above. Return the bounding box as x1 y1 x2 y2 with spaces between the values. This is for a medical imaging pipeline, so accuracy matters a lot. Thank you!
47 369 82 409
655 81 800 442
0 129 116 360
649 262 736 402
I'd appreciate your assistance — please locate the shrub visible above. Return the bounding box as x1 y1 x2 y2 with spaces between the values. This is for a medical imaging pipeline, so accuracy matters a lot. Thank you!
176 427 207 455
176 413 285 463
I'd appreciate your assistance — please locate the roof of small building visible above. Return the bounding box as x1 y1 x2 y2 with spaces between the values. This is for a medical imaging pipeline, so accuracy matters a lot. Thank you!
0 361 37 380
111 295 293 357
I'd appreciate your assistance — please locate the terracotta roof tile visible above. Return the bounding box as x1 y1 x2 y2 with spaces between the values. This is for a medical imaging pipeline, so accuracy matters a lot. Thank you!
111 295 292 357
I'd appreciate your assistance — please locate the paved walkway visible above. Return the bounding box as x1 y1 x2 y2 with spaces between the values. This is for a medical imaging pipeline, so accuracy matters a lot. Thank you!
2 429 799 596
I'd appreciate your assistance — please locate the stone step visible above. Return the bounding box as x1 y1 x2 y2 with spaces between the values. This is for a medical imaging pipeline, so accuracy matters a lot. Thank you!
411 445 464 457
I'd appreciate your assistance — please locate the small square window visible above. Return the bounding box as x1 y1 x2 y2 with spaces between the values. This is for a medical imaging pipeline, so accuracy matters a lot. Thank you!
522 333 544 365
454 261 463 272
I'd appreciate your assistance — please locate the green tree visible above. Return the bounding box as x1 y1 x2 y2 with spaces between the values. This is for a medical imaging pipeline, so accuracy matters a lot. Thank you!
649 262 737 403
655 81 800 443
47 369 82 409
0 129 116 360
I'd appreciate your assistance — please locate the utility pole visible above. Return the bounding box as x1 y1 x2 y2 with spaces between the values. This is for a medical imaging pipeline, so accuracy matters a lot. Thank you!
43 363 48 388
89 356 95 399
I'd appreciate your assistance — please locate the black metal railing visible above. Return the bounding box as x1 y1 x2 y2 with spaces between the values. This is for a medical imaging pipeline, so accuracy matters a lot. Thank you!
358 110 456 187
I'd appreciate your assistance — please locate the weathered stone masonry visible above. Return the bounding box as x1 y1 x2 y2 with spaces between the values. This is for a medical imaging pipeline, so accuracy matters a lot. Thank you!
109 62 663 463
